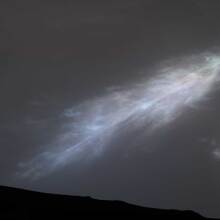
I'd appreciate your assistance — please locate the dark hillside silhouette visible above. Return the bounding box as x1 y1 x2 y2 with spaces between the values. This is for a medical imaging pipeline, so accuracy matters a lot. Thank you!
0 185 216 219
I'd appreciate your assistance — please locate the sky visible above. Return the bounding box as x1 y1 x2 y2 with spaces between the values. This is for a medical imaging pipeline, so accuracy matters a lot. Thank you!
1 0 220 218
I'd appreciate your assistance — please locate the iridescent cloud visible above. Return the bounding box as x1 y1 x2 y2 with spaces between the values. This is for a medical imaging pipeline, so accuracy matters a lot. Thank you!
17 53 220 180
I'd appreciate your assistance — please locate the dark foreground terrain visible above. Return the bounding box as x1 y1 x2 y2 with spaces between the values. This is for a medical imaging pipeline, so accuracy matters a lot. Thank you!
0 185 216 219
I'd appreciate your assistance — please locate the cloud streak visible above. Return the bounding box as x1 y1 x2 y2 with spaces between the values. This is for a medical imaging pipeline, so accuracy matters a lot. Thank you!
16 53 220 180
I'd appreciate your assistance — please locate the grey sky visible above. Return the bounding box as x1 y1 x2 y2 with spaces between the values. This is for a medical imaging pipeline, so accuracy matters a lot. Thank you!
1 0 220 218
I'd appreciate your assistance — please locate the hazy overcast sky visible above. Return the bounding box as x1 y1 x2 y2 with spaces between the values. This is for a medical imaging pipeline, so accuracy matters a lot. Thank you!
1 0 220 218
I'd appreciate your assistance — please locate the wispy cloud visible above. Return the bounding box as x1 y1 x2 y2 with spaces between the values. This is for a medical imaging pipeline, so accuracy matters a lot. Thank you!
16 53 220 180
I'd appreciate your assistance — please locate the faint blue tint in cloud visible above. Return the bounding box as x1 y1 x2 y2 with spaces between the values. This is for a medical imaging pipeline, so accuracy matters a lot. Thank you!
16 52 220 180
